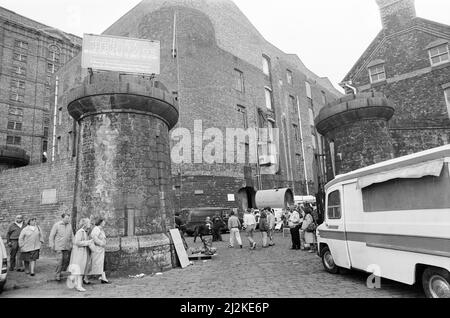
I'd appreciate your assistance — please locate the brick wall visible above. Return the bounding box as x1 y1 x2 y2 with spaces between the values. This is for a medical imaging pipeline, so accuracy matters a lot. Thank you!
0 158 76 246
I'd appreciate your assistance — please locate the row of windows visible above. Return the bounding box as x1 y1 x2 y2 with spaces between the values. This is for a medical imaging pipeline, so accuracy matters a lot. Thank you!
7 121 22 131
6 135 21 145
368 43 449 84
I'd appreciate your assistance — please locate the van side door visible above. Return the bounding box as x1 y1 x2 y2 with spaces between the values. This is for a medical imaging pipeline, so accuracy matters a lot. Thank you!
322 186 351 269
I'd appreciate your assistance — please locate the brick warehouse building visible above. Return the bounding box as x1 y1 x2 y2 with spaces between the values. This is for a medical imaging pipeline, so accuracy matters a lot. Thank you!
0 0 341 240
341 0 450 159
0 7 81 169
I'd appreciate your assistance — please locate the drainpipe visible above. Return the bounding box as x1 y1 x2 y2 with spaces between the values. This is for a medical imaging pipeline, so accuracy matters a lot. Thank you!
340 81 357 95
51 76 59 162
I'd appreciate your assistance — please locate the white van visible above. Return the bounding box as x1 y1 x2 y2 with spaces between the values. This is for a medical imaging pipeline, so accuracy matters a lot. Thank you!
317 145 450 298
0 235 7 294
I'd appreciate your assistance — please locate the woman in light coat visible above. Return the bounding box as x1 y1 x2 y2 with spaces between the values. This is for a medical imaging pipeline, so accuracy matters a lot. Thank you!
301 209 317 253
68 218 93 292
19 218 44 276
86 217 110 284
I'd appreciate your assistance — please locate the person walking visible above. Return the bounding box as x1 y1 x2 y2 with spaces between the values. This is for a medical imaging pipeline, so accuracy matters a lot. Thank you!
298 207 307 250
243 209 257 250
266 208 276 246
68 218 93 292
258 209 270 248
86 217 110 284
227 211 242 249
6 215 25 272
18 218 44 276
48 213 74 281
288 208 302 250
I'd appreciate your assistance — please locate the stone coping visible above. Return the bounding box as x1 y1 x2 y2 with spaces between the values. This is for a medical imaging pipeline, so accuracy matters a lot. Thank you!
67 72 179 129
0 145 30 166
315 93 395 135
105 233 171 253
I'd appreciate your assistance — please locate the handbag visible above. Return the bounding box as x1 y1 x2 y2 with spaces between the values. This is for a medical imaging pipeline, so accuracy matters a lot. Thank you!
306 221 317 232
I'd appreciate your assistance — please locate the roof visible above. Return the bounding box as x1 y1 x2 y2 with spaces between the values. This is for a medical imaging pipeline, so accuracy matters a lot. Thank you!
325 144 450 191
343 16 450 83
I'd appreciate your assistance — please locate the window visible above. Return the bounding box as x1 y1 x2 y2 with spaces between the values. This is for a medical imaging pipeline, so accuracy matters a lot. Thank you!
327 190 341 219
262 55 271 76
42 140 48 153
308 108 315 127
7 121 22 131
9 107 23 116
265 87 273 110
13 65 26 75
56 136 61 155
43 126 49 138
10 92 24 103
268 119 275 141
286 69 293 85
47 63 57 74
6 135 21 145
11 79 25 90
321 91 327 105
305 82 312 99
237 105 248 129
293 124 299 141
368 64 386 83
234 69 244 92
13 53 27 62
15 40 28 50
289 95 296 113
429 44 449 66
445 88 450 119
58 107 63 125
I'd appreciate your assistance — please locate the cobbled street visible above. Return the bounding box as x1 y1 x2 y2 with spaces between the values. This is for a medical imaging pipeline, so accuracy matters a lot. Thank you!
2 232 423 298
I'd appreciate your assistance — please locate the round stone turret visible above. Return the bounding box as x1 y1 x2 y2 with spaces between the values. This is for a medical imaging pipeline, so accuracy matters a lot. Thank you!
315 92 395 176
0 145 30 171
67 72 179 275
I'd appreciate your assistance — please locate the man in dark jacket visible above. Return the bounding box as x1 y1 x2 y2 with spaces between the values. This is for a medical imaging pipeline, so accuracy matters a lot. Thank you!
212 213 224 242
6 215 25 271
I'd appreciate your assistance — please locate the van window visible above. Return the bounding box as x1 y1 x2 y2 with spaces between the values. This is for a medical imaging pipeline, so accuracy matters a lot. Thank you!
362 165 450 212
327 190 341 219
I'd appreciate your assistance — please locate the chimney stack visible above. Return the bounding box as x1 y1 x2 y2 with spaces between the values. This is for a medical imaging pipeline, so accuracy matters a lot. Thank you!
376 0 416 31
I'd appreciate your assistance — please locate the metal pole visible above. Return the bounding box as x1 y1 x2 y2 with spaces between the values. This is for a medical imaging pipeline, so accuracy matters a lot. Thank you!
296 96 309 195
51 76 59 162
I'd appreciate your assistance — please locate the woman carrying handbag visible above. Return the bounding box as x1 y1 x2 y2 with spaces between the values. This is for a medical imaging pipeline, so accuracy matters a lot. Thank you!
68 218 93 292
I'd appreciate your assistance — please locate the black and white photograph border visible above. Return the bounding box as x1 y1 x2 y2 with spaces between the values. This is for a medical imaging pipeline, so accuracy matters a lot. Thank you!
0 0 449 301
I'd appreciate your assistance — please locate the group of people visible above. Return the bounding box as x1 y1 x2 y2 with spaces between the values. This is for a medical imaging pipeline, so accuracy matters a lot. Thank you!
286 204 318 252
5 213 110 292
229 208 276 250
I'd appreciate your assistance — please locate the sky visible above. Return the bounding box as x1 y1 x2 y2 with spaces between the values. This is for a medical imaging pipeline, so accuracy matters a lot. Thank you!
1 0 449 92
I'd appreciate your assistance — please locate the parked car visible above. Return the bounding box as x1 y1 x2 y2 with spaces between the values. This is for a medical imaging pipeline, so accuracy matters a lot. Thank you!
0 235 8 294
317 145 450 298
180 207 233 236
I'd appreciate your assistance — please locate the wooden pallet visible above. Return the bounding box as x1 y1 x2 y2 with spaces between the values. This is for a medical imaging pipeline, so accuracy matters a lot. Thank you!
188 253 216 261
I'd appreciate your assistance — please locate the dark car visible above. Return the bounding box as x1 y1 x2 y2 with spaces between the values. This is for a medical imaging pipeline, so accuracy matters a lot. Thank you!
180 207 233 236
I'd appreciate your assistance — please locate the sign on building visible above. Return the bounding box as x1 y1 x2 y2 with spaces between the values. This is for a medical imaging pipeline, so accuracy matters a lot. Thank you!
41 189 57 205
81 34 160 75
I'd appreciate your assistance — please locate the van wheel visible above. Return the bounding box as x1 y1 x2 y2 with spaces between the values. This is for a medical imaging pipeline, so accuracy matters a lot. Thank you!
422 267 450 298
321 246 339 274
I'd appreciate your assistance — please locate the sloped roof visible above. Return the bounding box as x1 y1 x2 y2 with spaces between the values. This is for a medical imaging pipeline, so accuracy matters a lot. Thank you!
343 17 450 82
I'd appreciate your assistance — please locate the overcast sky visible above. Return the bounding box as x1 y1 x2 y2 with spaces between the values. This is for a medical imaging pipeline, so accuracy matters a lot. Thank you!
1 0 449 91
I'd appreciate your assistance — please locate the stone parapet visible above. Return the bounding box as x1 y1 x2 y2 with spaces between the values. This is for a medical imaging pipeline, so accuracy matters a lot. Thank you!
315 93 395 136
67 72 179 129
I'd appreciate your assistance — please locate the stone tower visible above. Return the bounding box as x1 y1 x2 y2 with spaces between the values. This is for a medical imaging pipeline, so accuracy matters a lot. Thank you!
376 0 416 30
67 72 179 275
315 92 395 179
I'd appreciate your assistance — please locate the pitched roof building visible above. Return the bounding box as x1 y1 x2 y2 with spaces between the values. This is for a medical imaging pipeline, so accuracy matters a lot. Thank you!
342 0 450 157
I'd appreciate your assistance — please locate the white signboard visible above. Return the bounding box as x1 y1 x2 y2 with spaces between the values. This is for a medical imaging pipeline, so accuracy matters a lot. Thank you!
81 34 160 75
169 229 190 269
41 189 57 205
228 194 235 202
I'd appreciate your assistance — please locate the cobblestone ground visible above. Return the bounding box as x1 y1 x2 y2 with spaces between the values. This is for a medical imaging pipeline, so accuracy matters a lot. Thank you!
2 232 423 298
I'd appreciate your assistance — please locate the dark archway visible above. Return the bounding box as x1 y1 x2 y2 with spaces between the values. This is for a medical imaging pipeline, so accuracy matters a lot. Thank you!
237 187 256 211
